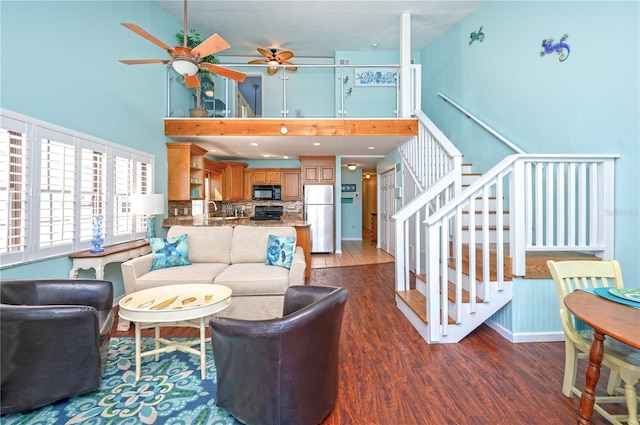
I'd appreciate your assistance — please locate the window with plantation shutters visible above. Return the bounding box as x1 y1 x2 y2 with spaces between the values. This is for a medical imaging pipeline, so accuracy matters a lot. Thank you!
0 109 155 267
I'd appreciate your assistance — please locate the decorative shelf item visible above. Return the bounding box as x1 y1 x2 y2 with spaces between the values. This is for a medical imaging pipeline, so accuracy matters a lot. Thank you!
90 215 104 253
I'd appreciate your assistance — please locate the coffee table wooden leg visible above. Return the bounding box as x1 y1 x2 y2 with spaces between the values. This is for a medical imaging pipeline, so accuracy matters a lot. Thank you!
134 322 142 382
578 331 605 424
199 317 206 379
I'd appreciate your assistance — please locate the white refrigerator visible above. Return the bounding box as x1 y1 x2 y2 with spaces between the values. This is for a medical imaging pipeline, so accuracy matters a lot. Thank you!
303 185 334 253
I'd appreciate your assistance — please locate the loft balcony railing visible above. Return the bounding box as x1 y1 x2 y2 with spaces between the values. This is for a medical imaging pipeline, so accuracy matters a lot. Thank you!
164 63 421 119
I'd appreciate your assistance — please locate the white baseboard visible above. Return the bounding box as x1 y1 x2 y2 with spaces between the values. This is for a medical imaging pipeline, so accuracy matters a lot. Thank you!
485 319 565 343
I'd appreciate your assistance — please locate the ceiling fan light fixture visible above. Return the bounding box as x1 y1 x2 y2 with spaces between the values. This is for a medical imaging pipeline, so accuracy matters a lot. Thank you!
172 57 199 76
347 163 357 171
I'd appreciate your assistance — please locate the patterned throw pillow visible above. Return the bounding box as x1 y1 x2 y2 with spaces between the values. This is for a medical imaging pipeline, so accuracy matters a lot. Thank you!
149 234 192 271
265 235 296 269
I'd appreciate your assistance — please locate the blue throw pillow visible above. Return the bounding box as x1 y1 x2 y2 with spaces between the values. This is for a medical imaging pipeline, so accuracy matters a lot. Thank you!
265 234 296 269
149 234 192 271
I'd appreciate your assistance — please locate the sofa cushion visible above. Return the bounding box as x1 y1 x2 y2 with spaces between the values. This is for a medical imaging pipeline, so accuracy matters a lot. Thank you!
230 225 296 264
134 263 229 292
265 235 296 269
214 263 291 296
149 234 191 271
168 225 233 264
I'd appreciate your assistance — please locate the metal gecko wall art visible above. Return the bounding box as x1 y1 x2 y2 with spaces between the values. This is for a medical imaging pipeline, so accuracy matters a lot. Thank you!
469 26 485 45
540 33 570 62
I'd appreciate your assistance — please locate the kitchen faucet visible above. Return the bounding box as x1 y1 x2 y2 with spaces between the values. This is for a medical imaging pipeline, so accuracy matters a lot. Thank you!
208 201 218 212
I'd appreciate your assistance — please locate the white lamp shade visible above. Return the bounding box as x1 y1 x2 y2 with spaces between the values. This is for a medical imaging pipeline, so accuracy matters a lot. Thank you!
347 163 357 171
132 193 165 215
172 59 199 77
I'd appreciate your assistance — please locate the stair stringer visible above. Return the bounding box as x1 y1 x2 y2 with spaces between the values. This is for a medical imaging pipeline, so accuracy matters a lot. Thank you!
397 280 513 344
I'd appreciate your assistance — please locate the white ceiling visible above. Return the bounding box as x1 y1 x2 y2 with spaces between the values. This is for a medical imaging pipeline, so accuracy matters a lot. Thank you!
155 0 483 170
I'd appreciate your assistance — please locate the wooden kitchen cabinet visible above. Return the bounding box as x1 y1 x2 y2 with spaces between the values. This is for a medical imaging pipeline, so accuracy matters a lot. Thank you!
300 156 335 184
281 170 302 200
243 168 302 201
204 159 224 201
221 162 247 201
252 170 281 185
166 142 208 201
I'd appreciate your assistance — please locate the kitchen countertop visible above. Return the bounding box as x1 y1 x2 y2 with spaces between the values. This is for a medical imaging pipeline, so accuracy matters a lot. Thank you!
162 216 309 228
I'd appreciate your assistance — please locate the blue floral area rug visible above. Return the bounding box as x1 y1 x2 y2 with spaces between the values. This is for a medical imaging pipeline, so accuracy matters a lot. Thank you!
2 337 243 425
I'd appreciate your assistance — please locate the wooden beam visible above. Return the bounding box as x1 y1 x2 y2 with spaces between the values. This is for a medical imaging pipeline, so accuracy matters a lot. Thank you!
164 118 418 137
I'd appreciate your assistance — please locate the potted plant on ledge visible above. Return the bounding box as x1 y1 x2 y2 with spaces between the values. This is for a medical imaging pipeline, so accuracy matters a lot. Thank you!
176 29 218 117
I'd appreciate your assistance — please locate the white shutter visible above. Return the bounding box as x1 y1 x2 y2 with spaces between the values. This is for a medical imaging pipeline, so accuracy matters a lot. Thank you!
78 139 107 244
111 149 134 240
0 117 30 263
37 128 76 255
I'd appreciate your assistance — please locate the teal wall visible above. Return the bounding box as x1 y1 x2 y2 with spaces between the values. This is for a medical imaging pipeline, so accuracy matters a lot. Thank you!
340 168 363 239
490 278 563 337
420 1 640 285
0 1 181 295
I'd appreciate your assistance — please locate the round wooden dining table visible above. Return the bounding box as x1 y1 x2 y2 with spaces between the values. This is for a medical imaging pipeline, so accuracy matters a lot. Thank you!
564 290 640 424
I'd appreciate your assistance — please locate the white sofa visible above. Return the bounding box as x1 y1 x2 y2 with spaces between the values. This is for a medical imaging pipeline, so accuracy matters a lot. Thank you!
118 225 306 330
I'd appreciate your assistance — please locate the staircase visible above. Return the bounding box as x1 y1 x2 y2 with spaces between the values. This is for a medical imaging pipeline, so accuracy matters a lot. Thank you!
393 110 618 344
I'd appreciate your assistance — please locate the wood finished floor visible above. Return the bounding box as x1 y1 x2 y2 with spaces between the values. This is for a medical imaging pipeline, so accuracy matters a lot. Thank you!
312 227 394 269
111 262 629 424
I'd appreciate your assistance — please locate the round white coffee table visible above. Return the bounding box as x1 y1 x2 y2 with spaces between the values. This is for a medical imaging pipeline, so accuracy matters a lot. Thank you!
118 283 232 381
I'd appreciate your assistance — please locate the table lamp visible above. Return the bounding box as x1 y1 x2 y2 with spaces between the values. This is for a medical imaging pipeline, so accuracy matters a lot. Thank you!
132 193 165 240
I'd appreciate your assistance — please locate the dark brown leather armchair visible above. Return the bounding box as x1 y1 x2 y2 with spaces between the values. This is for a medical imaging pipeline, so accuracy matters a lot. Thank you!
209 285 348 425
0 279 114 415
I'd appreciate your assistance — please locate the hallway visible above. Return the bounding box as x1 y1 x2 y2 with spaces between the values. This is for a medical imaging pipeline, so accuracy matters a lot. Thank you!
311 227 394 269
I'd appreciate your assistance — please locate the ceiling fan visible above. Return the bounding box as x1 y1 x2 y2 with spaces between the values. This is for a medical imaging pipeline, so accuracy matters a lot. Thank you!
248 48 298 75
119 0 246 87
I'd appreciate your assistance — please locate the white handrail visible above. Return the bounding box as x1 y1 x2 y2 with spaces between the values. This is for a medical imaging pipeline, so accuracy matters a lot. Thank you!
437 92 526 155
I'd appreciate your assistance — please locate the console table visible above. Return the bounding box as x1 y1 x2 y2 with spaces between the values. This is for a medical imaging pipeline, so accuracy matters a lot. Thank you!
69 239 151 279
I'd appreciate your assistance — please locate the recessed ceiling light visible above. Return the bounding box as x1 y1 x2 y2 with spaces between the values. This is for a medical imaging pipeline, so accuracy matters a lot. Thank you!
283 156 289 159
367 146 375 150
313 142 321 146
372 43 379 48
262 154 271 158
251 143 259 146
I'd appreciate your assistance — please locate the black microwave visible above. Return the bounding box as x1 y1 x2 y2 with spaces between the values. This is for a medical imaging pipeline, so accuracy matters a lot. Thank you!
252 185 281 200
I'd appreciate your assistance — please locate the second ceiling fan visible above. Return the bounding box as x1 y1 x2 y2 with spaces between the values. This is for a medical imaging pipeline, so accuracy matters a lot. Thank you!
249 48 298 75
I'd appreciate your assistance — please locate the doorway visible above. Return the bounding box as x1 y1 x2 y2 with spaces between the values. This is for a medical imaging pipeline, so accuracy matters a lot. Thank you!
237 74 263 117
379 168 396 255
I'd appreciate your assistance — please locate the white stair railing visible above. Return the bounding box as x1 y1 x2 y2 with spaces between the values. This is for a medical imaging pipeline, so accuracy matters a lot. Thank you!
395 111 462 291
422 154 618 342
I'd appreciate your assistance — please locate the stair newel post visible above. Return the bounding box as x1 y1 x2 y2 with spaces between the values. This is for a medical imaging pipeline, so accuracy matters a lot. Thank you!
510 158 526 276
395 217 407 292
426 222 442 342
599 158 616 260
453 206 464 321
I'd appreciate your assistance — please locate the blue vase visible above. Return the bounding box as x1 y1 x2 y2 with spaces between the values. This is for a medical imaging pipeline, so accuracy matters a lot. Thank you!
90 215 104 253
146 216 157 240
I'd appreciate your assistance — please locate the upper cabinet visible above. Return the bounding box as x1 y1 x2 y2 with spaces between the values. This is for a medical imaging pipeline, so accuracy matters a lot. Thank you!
204 159 224 201
252 170 281 185
166 142 208 201
281 170 302 200
221 162 247 201
300 156 335 185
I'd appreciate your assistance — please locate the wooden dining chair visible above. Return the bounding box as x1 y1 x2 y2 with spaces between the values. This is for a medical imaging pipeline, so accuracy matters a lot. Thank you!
548 260 640 425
